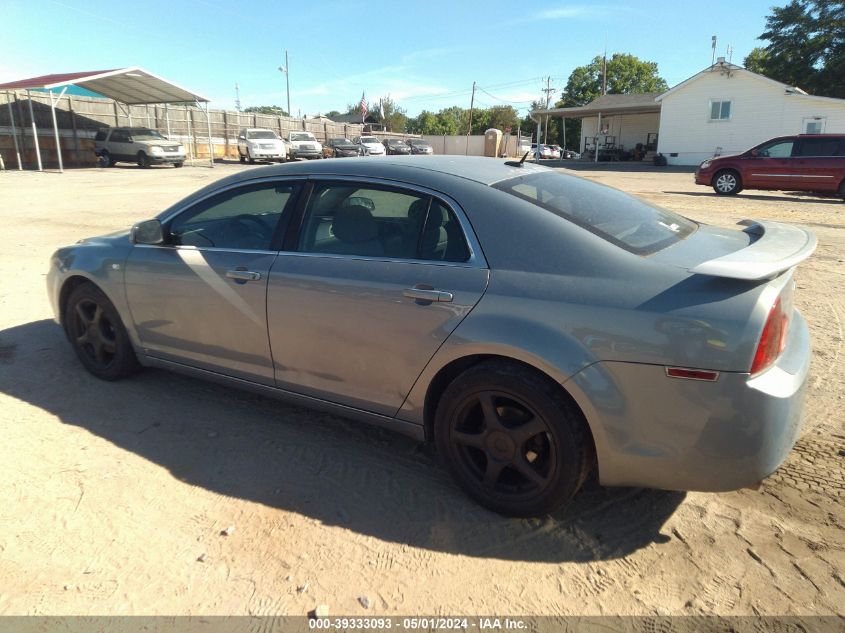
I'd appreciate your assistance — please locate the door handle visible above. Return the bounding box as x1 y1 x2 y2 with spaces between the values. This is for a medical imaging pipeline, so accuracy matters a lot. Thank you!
403 287 453 303
226 269 262 281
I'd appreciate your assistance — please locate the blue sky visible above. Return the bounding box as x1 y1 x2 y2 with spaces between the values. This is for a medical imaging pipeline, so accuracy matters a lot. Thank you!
2 0 778 117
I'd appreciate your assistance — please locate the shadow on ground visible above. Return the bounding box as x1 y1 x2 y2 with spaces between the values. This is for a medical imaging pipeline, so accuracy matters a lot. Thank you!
663 190 844 204
0 319 685 563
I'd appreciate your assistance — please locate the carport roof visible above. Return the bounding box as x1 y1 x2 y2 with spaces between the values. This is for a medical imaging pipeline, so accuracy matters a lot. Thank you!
532 93 661 118
0 67 209 104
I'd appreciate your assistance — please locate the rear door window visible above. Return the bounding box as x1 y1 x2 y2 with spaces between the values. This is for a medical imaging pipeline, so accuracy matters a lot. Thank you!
297 183 470 262
493 171 697 255
796 138 844 157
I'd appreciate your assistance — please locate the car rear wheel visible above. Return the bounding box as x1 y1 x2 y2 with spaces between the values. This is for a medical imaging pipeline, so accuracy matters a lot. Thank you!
838 180 845 201
239 152 245 164
713 170 742 195
100 151 116 167
137 151 150 168
66 283 140 381
434 361 593 517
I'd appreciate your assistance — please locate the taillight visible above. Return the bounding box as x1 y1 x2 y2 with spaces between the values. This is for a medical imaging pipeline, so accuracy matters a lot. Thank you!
750 296 790 375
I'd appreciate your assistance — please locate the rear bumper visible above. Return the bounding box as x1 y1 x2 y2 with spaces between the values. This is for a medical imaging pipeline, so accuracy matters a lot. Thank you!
568 310 811 492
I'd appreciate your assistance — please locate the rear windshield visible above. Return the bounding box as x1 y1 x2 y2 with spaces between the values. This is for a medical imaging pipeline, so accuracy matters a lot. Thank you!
493 171 697 255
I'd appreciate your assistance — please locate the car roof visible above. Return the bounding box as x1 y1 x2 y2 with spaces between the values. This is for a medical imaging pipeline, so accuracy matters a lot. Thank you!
197 156 549 192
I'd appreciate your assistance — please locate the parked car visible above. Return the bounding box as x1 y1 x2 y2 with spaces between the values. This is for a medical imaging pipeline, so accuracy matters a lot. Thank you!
354 135 385 156
47 156 814 517
551 144 578 159
407 139 433 155
94 127 185 168
383 138 411 155
324 138 363 158
695 134 845 198
531 143 553 160
288 131 323 159
237 128 288 164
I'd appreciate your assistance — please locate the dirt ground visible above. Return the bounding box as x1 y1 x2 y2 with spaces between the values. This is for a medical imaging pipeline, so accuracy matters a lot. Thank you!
0 161 842 617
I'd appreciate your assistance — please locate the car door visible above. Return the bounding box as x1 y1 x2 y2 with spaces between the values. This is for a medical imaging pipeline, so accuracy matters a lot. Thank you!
108 129 134 161
792 137 844 193
743 138 797 190
266 179 489 416
124 179 301 384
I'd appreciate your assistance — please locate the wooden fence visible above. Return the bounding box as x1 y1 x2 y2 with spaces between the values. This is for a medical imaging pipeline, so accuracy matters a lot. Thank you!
0 91 416 169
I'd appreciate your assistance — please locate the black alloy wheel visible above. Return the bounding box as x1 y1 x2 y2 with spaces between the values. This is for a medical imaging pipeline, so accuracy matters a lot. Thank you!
435 361 592 517
66 283 140 381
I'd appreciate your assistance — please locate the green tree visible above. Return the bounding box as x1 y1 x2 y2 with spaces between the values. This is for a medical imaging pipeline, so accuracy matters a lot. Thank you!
743 47 771 74
553 53 668 150
324 110 343 118
749 0 845 98
243 105 289 116
377 97 408 132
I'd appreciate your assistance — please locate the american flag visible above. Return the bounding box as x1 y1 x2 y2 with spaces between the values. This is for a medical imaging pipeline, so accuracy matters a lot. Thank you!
360 92 367 121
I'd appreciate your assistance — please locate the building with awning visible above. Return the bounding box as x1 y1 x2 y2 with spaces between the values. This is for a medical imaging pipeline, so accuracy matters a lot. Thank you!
531 93 661 160
0 67 213 171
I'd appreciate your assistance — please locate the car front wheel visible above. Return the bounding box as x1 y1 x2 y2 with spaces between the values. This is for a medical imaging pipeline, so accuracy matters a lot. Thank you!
435 361 593 517
713 170 742 195
137 151 150 168
66 283 140 381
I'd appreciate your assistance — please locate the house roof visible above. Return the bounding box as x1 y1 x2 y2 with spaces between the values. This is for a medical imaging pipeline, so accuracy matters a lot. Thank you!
655 62 808 102
328 113 378 124
532 92 661 118
0 67 209 104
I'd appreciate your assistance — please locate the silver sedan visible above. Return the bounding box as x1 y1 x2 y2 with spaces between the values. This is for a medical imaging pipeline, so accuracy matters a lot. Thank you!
47 156 815 517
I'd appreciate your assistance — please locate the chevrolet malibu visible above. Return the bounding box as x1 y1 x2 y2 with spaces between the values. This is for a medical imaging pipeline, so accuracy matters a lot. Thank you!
47 156 815 516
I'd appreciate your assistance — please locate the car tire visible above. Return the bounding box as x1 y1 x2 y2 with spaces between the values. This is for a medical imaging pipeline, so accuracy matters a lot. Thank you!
838 179 845 201
713 169 742 195
434 360 593 517
239 152 245 164
247 150 255 165
173 162 183 168
137 152 150 168
65 283 140 381
101 151 116 167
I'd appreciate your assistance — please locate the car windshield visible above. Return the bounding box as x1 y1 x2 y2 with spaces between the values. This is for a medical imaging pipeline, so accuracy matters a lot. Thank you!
291 133 316 141
129 129 165 141
410 141 430 147
331 138 352 144
493 171 697 255
387 139 404 145
247 130 278 139
360 137 378 143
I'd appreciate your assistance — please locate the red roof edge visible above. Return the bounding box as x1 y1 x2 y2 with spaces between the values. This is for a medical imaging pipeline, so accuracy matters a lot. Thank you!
0 70 121 91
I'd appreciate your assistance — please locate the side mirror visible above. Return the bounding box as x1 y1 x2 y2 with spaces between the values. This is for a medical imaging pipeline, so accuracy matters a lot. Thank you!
131 219 164 245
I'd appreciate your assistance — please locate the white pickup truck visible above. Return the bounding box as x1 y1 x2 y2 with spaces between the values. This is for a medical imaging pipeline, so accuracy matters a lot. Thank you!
288 131 323 159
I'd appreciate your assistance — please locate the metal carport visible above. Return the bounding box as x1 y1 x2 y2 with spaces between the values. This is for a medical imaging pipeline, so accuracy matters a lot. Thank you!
0 67 213 172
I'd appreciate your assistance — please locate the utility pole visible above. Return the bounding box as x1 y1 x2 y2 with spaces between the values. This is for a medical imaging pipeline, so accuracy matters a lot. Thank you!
711 35 717 66
541 76 555 145
466 80 476 156
278 50 291 117
234 83 241 112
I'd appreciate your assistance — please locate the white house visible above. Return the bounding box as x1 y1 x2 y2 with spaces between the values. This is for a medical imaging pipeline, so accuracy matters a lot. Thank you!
656 60 845 165
530 60 845 165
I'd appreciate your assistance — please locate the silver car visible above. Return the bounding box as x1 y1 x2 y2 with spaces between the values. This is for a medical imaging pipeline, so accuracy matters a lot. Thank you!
47 156 814 517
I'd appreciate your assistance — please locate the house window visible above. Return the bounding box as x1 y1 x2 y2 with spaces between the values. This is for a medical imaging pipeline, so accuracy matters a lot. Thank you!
710 100 731 120
803 117 825 134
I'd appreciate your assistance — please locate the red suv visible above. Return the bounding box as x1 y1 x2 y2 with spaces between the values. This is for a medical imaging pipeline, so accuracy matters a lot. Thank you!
695 134 845 199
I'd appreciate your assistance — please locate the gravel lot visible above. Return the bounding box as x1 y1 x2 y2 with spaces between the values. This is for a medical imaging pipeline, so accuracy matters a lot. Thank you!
0 161 842 616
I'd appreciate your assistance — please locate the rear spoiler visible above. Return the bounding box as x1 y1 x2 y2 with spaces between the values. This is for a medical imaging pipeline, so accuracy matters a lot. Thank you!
689 219 817 281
